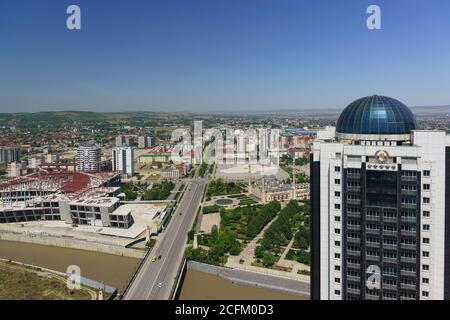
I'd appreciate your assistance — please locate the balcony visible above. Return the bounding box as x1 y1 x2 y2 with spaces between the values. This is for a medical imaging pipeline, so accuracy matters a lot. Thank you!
400 256 416 264
400 230 416 237
347 225 361 231
401 189 417 196
347 288 360 295
366 228 380 235
347 199 361 205
383 216 397 223
401 216 417 223
366 255 380 262
400 243 417 250
400 270 416 277
347 212 361 218
383 230 398 237
400 283 417 291
383 243 397 250
347 173 361 180
366 215 381 222
347 249 361 257
347 186 361 192
347 275 360 282
401 203 417 209
383 257 398 264
347 237 361 244
401 176 417 181
366 241 380 248
382 283 397 291
347 262 361 269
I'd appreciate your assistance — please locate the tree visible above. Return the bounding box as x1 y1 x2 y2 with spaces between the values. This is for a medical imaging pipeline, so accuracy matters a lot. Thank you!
255 245 265 259
262 252 276 267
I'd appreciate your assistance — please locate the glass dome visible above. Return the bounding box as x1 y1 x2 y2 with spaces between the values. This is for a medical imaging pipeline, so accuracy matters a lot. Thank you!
336 95 417 137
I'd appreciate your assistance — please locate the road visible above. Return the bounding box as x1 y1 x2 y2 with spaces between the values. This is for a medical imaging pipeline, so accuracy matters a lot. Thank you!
123 179 206 300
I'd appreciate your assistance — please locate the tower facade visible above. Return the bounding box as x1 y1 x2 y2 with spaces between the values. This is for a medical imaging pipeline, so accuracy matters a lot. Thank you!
311 95 450 300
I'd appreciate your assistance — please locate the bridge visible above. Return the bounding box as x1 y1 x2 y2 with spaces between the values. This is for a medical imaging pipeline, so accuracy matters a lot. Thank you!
123 179 206 300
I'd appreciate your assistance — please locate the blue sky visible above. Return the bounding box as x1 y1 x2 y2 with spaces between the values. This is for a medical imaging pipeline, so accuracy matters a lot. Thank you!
1 0 450 113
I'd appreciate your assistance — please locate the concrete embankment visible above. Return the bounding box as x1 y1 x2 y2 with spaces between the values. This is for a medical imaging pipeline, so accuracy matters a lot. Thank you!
0 231 145 259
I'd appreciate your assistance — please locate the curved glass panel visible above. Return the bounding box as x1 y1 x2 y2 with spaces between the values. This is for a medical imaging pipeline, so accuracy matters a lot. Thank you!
336 95 417 135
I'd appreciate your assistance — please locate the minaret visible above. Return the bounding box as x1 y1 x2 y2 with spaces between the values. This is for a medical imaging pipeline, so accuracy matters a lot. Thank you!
292 167 296 199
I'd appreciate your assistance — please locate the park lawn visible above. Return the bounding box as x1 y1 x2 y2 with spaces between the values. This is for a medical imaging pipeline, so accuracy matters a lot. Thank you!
0 263 93 300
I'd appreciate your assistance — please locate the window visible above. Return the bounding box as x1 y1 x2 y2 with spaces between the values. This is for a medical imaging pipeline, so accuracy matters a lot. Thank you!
335 290 341 295
335 253 341 259
335 179 341 185
423 264 429 271
423 170 430 177
335 241 341 247
335 228 341 234
423 224 430 231
335 265 340 271
335 166 341 172
423 251 430 258
335 191 341 197
335 216 341 222
422 278 429 284
423 211 430 217
423 184 430 190
335 204 341 209
422 291 429 297
423 197 430 204
335 278 341 283
423 238 430 244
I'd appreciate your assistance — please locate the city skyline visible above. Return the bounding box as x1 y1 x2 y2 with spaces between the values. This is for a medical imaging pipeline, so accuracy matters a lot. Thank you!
1 0 450 113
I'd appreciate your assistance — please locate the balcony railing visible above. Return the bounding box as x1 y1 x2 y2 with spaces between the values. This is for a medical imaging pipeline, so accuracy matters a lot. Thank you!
400 283 417 291
347 199 361 205
400 256 416 264
347 225 361 231
347 275 360 282
400 230 416 237
401 175 417 181
383 216 397 223
366 228 380 235
366 241 380 248
347 288 360 295
347 263 361 269
382 283 397 291
383 243 397 250
401 189 417 195
383 257 398 264
401 203 417 209
347 186 361 192
366 215 381 222
383 230 397 237
401 216 417 223
347 237 361 244
347 212 361 218
347 249 361 256
366 255 380 262
400 243 417 250
400 270 416 277
347 173 361 179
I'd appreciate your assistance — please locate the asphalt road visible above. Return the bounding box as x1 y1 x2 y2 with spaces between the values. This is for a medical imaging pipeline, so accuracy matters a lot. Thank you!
123 179 206 300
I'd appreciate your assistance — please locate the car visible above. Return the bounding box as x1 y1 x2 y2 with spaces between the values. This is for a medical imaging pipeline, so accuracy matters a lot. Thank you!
157 282 163 288
151 255 157 262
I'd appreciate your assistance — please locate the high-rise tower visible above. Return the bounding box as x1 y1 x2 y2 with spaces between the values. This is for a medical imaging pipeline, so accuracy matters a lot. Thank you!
310 95 450 300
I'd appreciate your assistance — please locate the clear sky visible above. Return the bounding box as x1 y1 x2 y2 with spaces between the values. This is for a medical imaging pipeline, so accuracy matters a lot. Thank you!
1 0 450 113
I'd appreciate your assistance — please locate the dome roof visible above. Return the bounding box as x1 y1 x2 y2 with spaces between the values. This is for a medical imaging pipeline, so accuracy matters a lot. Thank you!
336 95 417 137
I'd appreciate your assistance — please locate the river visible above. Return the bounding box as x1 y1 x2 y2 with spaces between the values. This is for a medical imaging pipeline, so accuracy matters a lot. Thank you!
179 268 307 300
0 240 141 292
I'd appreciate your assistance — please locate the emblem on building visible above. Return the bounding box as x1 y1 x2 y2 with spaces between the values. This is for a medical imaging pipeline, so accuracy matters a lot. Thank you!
375 150 388 163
